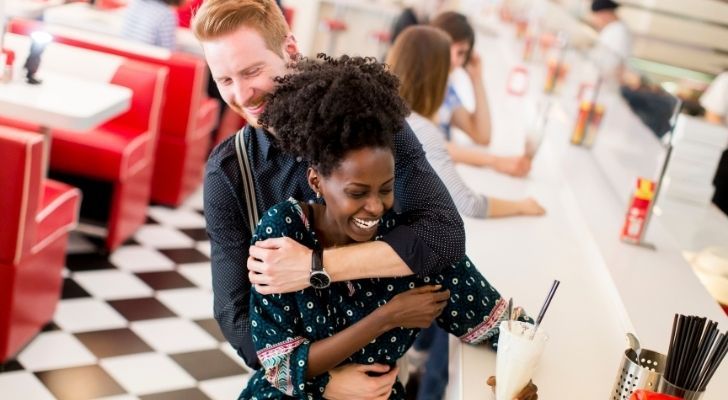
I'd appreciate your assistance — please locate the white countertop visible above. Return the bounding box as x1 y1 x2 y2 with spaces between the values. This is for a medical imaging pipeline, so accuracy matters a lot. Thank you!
447 12 728 400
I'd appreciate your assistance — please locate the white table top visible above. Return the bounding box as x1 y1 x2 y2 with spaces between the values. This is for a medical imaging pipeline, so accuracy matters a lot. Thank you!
447 13 728 400
0 71 131 131
0 34 131 132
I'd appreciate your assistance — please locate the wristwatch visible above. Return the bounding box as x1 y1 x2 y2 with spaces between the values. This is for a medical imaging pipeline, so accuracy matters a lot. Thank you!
309 247 331 289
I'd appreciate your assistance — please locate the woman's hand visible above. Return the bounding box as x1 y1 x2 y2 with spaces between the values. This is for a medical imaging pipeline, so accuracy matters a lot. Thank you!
493 156 531 177
517 198 546 216
379 285 450 330
465 51 484 81
324 363 399 400
486 376 538 400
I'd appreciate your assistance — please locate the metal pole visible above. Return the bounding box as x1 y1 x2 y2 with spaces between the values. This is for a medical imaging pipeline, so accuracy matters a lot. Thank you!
635 98 683 249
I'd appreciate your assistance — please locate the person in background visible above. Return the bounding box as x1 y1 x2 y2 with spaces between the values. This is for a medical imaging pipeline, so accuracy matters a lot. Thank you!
700 71 728 215
240 53 537 400
390 0 446 44
192 0 468 397
387 26 545 400
431 11 532 178
121 0 181 50
589 0 631 78
387 26 546 220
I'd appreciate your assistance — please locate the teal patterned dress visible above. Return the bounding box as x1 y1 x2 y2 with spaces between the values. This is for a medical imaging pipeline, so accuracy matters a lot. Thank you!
240 199 526 400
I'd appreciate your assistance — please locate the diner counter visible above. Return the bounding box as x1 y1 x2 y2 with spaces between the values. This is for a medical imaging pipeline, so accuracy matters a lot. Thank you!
446 13 728 400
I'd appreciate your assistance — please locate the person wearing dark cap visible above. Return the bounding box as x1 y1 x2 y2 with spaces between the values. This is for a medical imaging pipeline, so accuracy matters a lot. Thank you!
389 0 446 44
590 0 631 74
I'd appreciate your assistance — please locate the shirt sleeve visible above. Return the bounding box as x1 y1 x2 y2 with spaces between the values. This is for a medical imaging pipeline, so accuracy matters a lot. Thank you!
157 9 178 50
250 202 330 397
429 257 533 349
410 115 489 218
382 121 466 276
203 155 260 369
700 72 728 118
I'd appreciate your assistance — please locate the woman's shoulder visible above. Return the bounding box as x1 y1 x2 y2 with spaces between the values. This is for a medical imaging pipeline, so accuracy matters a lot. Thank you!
261 199 309 224
254 199 311 241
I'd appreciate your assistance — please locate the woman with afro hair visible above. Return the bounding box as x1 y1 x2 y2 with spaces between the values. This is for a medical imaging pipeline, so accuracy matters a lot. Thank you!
239 54 537 400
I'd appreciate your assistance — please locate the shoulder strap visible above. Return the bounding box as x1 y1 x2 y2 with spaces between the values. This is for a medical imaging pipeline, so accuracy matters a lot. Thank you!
234 129 260 233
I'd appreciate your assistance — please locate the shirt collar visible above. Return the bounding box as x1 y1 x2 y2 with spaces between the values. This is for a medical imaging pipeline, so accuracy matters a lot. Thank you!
251 126 277 160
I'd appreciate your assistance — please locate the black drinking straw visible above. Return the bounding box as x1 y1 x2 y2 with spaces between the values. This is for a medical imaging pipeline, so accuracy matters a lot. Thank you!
665 314 679 381
664 314 728 393
697 332 728 391
687 322 718 390
681 317 706 386
674 316 693 384
529 280 560 340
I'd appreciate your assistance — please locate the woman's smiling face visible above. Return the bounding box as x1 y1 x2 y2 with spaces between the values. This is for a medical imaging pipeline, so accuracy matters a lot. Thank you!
312 146 395 243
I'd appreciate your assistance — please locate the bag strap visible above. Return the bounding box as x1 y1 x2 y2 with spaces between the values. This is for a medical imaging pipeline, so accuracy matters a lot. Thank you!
234 129 260 233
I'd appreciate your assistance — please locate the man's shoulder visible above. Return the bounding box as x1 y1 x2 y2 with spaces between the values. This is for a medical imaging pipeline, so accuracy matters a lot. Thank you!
206 127 260 178
207 132 238 168
392 118 422 158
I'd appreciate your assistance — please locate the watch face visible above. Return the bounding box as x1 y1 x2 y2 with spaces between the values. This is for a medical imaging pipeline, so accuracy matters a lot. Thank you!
310 271 331 289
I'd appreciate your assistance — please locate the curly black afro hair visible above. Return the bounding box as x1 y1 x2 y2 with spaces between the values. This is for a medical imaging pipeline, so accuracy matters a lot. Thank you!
259 54 410 176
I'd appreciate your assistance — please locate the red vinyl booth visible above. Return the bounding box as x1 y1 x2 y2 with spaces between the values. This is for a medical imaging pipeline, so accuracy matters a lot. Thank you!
9 18 220 206
0 37 169 251
0 126 81 362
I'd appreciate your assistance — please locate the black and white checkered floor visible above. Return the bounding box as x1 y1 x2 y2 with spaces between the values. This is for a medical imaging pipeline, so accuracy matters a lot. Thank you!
0 189 252 400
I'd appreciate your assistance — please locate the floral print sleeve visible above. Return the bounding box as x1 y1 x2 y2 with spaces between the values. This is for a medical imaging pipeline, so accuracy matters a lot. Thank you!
427 257 533 349
247 200 330 398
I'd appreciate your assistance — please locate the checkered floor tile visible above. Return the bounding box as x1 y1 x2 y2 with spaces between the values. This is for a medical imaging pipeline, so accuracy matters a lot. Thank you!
0 189 250 400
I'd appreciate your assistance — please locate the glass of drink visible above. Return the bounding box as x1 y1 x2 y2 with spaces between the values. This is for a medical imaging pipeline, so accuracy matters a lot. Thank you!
494 320 548 400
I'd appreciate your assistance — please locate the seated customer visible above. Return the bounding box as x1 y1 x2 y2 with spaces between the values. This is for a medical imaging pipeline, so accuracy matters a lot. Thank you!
431 11 532 177
121 0 180 50
239 54 536 399
390 0 445 44
700 71 728 215
388 26 545 219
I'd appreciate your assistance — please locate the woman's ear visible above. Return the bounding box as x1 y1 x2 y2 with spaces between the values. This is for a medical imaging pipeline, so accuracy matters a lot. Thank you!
307 167 320 195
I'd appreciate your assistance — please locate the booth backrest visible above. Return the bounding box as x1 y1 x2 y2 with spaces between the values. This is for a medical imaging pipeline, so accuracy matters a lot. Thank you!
0 128 44 265
103 60 167 139
8 18 207 141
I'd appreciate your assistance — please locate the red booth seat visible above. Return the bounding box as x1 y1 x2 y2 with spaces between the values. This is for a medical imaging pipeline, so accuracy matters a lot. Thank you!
0 38 168 252
0 126 81 362
9 18 220 206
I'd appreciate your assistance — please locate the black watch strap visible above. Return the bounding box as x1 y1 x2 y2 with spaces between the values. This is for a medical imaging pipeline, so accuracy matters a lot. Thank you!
311 247 324 272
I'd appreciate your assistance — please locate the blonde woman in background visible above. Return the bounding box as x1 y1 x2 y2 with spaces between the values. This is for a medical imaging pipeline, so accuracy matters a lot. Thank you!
387 26 545 219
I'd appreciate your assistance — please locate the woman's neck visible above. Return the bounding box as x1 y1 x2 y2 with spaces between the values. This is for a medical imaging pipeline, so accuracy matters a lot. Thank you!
310 203 351 248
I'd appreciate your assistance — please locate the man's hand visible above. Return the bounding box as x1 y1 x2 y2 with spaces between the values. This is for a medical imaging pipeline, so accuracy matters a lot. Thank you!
248 237 312 294
486 376 538 400
380 285 450 329
324 363 398 400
